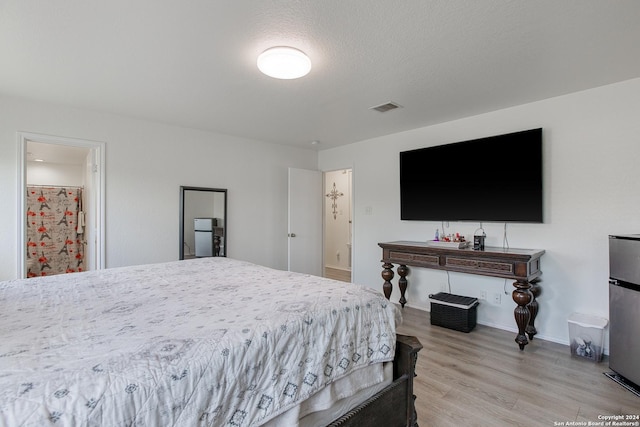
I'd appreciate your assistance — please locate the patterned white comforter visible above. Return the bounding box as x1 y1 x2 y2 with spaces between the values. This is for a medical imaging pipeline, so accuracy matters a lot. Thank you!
0 257 399 426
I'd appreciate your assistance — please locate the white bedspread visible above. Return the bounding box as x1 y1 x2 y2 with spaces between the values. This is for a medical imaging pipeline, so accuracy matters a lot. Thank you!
0 258 399 426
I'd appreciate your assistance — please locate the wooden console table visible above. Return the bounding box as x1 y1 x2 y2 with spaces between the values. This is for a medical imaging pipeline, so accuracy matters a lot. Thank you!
378 241 545 350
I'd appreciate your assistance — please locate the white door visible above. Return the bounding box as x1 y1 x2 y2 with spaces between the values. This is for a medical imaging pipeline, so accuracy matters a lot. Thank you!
288 168 323 275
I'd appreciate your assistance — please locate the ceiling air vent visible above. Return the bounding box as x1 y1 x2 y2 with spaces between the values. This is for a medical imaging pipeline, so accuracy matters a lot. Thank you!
369 102 402 113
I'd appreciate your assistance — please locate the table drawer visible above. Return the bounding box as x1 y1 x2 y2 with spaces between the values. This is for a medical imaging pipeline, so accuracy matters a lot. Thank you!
445 256 514 275
389 251 440 267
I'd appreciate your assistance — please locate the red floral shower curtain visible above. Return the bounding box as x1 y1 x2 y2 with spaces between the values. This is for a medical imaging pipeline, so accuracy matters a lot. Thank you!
26 186 85 277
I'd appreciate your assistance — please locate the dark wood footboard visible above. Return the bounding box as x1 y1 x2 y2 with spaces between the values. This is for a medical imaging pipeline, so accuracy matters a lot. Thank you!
327 334 423 427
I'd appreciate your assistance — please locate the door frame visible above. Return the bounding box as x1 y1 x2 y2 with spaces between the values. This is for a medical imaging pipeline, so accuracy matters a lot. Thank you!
17 132 106 278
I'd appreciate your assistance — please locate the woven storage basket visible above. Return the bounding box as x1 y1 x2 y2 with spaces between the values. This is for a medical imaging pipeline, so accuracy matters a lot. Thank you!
429 292 479 333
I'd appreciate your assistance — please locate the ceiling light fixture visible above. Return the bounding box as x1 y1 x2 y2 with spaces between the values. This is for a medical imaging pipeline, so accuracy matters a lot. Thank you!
257 46 311 79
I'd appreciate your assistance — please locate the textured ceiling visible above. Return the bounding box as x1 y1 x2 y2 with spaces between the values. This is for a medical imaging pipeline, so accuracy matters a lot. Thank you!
2 1 640 150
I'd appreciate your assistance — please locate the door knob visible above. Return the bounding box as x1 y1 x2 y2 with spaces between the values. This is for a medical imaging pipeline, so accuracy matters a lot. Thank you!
288 233 296 237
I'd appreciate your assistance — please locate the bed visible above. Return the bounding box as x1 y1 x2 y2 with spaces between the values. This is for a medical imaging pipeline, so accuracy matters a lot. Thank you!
0 257 421 426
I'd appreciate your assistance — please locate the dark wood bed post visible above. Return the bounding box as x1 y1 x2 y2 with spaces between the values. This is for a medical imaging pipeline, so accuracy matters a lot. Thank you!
394 335 423 427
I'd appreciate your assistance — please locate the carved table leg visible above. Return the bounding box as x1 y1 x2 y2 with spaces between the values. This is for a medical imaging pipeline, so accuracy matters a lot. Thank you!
526 280 541 340
381 262 394 300
397 264 409 308
512 279 533 350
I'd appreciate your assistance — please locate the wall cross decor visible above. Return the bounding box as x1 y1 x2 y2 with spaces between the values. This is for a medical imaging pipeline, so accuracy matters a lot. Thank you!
325 182 344 220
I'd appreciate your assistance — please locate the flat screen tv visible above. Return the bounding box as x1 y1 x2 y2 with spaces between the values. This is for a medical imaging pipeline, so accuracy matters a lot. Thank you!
400 128 543 223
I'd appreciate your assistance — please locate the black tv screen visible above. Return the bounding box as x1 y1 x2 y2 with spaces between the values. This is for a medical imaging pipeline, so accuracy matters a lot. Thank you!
400 128 543 223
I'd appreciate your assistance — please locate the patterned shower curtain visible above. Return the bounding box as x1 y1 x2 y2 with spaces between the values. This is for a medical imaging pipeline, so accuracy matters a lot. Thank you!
26 186 85 277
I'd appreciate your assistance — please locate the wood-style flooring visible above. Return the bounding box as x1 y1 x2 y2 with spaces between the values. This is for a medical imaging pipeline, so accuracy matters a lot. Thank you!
323 266 351 283
396 306 639 426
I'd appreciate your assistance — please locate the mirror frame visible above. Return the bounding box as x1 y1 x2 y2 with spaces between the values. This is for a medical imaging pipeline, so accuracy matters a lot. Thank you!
179 186 227 260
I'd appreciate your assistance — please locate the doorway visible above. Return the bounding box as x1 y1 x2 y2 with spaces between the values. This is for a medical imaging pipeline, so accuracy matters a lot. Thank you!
18 132 105 278
323 169 352 282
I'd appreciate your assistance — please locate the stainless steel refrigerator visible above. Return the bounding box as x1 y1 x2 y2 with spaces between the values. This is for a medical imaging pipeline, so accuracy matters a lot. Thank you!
194 218 217 257
609 234 640 389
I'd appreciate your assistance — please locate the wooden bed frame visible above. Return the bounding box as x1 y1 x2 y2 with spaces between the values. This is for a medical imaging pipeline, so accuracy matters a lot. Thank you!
328 334 423 427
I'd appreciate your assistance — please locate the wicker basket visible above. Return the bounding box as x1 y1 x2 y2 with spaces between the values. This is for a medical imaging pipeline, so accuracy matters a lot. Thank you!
429 292 479 333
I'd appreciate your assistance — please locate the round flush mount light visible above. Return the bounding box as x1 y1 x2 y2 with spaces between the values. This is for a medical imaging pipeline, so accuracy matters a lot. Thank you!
257 46 311 79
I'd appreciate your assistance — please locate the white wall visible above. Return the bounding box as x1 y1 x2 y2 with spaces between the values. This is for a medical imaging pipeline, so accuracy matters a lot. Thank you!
0 95 317 279
318 78 640 350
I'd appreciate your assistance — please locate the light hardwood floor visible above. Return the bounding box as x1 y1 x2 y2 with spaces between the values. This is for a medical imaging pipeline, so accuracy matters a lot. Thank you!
396 306 639 427
324 266 351 283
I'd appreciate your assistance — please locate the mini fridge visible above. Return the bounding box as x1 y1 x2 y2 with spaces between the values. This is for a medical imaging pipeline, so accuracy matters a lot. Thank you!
608 234 640 390
194 218 217 257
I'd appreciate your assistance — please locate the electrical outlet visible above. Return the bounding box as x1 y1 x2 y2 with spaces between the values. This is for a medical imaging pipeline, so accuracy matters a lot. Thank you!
480 291 487 300
493 293 501 304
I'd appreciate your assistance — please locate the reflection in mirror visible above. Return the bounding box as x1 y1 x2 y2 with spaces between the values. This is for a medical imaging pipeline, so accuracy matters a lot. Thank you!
179 186 227 260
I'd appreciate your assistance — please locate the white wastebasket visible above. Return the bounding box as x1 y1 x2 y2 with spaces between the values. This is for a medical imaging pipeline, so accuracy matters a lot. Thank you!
568 312 608 362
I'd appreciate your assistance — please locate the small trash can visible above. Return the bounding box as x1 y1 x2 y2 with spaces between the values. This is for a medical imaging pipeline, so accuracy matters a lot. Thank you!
429 292 479 333
567 312 608 362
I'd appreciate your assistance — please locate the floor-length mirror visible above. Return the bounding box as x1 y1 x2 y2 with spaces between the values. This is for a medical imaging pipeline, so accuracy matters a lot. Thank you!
179 186 227 259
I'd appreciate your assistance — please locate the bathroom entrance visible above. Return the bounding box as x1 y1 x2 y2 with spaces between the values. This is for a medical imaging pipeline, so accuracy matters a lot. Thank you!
323 169 352 282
